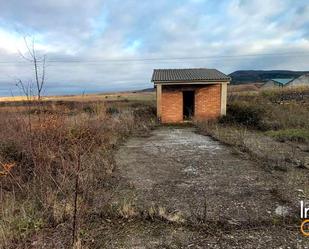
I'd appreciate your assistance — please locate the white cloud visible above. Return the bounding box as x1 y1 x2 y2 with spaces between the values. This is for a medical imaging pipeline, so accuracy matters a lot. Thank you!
0 0 308 96
0 28 27 53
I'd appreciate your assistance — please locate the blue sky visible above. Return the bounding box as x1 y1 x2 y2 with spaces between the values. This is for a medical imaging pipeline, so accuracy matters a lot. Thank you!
0 0 308 96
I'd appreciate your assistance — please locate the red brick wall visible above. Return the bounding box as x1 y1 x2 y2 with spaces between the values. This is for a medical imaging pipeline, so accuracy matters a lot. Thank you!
160 84 222 123
195 84 221 121
161 88 183 123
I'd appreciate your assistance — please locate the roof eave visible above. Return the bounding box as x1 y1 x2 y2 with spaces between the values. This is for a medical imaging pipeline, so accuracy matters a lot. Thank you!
152 79 231 85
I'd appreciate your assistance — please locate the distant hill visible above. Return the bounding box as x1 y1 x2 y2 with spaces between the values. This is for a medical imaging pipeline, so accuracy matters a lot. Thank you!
137 88 154 92
229 70 309 84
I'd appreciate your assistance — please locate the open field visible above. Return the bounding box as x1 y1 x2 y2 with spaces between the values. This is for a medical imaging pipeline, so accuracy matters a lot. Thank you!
228 83 264 93
0 87 308 248
0 91 155 103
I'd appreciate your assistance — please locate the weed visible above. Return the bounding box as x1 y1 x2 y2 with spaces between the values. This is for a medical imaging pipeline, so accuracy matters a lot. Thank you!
266 129 309 143
0 99 155 247
106 106 120 115
118 200 137 219
220 102 265 129
197 86 309 172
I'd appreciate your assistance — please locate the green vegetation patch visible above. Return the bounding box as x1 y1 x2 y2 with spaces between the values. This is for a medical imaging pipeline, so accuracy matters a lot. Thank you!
265 128 309 143
220 102 266 130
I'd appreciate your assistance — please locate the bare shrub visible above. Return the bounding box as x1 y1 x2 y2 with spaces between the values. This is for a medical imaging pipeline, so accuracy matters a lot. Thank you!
220 102 265 129
0 100 156 247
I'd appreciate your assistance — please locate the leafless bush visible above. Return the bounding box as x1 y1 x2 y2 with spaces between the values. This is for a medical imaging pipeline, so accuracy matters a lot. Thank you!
0 100 156 248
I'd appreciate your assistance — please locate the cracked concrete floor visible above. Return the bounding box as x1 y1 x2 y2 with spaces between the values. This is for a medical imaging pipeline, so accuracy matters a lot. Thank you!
114 127 295 223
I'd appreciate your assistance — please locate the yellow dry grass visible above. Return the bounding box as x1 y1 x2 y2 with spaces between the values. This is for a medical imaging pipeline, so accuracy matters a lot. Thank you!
0 91 155 103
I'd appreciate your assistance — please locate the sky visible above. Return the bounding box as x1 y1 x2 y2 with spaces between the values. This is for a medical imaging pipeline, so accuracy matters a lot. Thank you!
0 0 308 96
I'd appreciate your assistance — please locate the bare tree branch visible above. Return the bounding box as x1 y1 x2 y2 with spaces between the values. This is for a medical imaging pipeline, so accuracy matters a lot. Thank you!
39 55 46 98
18 36 47 100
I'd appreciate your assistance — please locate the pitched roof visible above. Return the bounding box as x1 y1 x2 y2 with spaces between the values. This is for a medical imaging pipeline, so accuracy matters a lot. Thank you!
271 78 294 85
151 68 230 83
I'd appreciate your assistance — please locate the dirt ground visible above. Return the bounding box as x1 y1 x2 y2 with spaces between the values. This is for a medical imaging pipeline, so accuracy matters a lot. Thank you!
110 127 308 248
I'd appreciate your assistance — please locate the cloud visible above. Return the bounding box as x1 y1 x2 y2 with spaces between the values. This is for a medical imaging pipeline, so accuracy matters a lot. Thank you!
0 0 308 96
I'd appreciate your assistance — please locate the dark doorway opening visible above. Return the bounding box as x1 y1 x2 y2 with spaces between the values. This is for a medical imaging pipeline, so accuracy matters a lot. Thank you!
183 91 195 120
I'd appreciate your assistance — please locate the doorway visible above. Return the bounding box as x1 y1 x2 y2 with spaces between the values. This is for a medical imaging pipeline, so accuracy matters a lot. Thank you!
183 91 195 120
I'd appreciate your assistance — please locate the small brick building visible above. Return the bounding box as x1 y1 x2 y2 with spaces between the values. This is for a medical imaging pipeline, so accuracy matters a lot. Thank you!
151 68 230 123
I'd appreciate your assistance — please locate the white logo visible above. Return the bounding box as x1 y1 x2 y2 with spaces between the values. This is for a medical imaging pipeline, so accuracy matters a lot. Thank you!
300 201 309 237
300 201 309 219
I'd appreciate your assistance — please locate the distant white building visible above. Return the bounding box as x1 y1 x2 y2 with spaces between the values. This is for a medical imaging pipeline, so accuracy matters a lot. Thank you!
261 74 309 89
261 78 293 89
286 74 309 87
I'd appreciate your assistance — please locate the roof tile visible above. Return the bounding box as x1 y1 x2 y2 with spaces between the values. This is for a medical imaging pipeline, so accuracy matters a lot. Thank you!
152 68 230 82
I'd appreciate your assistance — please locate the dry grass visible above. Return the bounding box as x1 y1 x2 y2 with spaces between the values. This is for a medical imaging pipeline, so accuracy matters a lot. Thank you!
145 206 184 223
0 97 156 248
0 91 155 103
228 83 263 93
118 200 138 219
197 86 309 169
196 87 309 219
225 86 309 132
